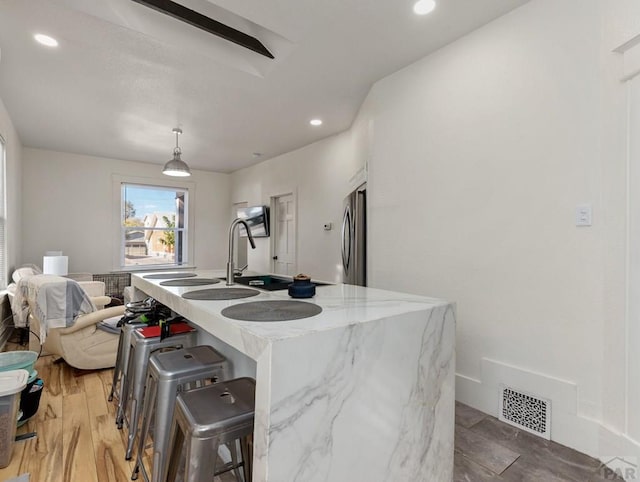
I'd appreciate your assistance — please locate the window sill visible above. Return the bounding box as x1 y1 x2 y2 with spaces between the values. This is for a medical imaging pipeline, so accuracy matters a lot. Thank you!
112 266 197 273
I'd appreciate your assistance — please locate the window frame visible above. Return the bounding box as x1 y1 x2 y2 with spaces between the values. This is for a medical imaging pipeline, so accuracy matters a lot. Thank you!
112 175 196 272
0 135 5 289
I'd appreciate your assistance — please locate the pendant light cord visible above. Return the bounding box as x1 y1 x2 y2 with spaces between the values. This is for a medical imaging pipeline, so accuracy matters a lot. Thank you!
174 129 181 155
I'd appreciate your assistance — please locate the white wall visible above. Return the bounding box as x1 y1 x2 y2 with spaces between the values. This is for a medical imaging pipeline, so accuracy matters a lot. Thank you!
368 0 637 460
0 97 23 281
22 148 230 274
231 0 639 462
230 111 369 282
371 0 605 412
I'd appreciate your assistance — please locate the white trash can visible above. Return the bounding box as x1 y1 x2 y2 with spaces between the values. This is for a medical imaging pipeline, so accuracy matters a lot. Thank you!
0 369 29 468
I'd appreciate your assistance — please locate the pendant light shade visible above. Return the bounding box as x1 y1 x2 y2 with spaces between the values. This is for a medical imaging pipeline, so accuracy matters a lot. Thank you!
163 128 191 177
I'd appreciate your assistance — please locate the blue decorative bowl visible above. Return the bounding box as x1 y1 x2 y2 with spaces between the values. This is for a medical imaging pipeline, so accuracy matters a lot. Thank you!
288 283 316 298
288 275 316 298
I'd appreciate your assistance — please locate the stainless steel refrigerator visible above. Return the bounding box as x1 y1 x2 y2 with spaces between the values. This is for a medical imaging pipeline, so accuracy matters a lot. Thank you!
341 183 367 286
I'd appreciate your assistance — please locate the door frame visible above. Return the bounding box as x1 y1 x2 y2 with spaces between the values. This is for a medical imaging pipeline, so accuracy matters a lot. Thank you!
617 35 640 440
270 190 297 274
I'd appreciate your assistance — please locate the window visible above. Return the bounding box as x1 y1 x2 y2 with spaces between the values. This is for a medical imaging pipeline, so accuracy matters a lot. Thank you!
119 182 189 269
0 135 5 288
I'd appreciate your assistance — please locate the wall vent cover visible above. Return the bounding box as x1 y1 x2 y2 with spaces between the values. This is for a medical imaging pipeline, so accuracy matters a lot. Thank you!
498 386 551 440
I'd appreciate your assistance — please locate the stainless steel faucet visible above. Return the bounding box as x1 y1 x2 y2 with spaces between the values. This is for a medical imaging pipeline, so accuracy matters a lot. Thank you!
226 218 256 286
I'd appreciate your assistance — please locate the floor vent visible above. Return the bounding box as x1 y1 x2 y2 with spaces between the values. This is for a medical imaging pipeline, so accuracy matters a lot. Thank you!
498 386 551 440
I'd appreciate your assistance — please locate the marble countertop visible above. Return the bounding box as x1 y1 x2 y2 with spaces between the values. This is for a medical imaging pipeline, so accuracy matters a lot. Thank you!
132 269 450 361
132 269 456 481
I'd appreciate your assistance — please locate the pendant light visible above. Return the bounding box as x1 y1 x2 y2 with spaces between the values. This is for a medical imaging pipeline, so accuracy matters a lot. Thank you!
162 127 191 177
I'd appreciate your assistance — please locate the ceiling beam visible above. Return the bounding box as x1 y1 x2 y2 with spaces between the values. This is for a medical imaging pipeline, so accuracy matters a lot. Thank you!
131 0 274 59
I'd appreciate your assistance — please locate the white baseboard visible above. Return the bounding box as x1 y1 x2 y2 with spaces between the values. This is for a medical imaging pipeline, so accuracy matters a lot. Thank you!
456 359 640 481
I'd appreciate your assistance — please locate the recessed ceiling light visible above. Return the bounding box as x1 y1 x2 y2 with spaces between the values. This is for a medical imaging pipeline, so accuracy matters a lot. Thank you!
34 34 58 47
310 119 323 126
413 0 436 15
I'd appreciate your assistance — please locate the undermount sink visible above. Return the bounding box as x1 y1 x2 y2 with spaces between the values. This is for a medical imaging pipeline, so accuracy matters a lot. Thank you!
234 275 292 291
227 275 330 291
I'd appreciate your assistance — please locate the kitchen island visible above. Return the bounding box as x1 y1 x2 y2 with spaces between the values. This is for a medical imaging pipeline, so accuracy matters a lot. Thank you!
132 270 455 482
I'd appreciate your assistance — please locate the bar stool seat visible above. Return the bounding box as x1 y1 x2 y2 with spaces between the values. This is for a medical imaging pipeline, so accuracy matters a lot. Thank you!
131 345 230 482
122 324 198 460
166 377 256 482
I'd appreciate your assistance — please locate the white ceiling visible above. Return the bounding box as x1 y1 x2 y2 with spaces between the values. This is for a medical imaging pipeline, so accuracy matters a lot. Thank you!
0 0 528 173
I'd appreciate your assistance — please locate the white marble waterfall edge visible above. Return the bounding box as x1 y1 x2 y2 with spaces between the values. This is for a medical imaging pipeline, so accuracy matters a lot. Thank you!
264 305 455 481
132 271 455 481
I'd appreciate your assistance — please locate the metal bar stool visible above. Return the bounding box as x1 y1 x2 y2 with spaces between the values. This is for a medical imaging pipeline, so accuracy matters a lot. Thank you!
115 322 178 429
111 299 171 409
122 323 198 460
165 377 256 482
110 321 147 415
131 345 230 482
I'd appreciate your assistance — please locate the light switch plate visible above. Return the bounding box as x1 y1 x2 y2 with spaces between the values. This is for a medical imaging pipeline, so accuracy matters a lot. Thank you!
575 204 592 226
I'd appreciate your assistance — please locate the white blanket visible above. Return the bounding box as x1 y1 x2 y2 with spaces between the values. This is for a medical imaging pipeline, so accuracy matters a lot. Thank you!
12 274 96 343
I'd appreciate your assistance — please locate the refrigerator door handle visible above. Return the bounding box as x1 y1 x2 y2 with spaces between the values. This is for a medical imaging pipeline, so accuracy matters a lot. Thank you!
341 205 351 274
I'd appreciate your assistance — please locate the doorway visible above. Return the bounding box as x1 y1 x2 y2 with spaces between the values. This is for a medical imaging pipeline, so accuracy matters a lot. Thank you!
271 193 296 275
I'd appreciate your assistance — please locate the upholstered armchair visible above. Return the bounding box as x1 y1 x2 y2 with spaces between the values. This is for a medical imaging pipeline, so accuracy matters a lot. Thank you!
29 303 125 370
9 268 126 370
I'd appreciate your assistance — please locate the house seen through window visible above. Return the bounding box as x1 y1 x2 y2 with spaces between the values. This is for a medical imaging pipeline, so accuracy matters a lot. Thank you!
121 183 188 268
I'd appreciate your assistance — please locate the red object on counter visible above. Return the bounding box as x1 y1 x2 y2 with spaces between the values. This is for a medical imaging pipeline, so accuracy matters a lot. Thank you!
137 322 195 338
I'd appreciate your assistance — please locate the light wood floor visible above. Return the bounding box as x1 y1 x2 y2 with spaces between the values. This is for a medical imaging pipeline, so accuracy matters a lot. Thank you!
0 336 238 482
0 345 137 481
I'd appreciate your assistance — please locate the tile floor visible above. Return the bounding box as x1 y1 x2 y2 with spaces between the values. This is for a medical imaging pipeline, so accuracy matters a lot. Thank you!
454 402 624 481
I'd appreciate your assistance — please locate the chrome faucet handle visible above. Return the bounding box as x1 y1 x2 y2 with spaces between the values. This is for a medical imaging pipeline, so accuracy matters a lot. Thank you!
227 218 256 286
234 264 248 277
